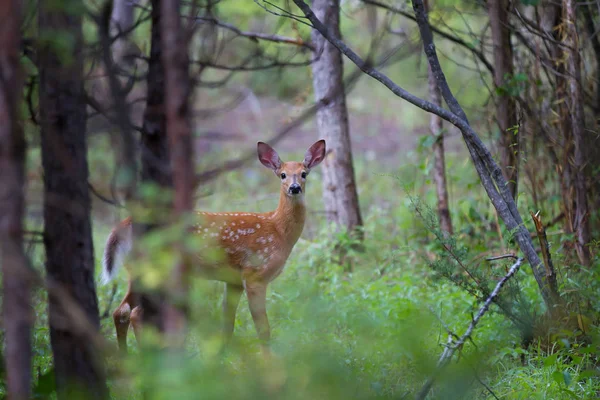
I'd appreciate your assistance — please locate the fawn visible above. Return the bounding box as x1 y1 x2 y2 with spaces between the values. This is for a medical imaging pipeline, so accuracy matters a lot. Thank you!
102 140 326 354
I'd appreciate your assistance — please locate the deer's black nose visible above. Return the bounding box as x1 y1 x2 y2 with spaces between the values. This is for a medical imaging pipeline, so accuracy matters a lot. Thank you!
289 183 302 194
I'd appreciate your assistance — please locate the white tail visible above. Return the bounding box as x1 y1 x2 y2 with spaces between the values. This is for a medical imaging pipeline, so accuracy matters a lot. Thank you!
104 140 326 355
101 217 133 285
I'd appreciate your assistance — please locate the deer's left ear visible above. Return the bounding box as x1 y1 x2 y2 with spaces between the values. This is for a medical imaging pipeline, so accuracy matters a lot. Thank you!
303 139 326 170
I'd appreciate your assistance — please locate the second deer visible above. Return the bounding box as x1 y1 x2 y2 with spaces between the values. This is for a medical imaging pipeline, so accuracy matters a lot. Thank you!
102 140 326 354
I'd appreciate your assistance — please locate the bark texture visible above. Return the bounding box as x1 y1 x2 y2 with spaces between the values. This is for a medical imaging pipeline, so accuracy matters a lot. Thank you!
489 0 518 199
425 0 453 235
562 0 591 266
310 0 363 235
0 1 33 398
39 3 108 397
161 0 194 336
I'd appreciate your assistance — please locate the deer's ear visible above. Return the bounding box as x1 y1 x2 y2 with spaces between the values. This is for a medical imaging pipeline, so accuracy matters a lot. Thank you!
303 139 326 170
257 142 282 171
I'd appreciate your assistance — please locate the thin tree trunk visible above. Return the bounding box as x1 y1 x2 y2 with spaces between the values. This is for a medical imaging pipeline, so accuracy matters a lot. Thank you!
489 0 519 199
110 0 135 65
562 0 591 266
545 3 577 256
142 0 171 190
39 3 108 397
139 0 172 331
161 0 194 338
425 0 453 236
310 0 363 237
0 1 32 398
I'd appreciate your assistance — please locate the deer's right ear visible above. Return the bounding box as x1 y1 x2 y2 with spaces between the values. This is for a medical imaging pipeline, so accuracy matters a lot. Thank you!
257 142 282 171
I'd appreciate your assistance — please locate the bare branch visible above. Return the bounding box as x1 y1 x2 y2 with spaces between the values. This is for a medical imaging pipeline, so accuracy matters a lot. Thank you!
194 16 315 50
416 257 524 400
361 0 495 74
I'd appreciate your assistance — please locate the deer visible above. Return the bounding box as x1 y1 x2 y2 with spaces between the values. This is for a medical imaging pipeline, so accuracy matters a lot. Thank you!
101 140 326 355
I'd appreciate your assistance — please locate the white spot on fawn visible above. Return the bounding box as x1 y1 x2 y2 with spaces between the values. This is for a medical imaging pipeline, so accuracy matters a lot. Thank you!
256 223 261 229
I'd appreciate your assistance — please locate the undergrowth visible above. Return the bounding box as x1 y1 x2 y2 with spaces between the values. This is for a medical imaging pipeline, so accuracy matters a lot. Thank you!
7 152 600 400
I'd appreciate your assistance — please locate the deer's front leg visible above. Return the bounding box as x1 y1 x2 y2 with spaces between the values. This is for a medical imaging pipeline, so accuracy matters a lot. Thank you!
245 280 271 354
222 283 244 345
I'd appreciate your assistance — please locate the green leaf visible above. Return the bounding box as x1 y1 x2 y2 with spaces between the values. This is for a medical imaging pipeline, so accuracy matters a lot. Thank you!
552 370 563 385
544 353 558 366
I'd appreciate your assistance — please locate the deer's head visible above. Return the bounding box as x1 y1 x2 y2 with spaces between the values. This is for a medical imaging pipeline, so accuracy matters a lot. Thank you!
257 140 326 198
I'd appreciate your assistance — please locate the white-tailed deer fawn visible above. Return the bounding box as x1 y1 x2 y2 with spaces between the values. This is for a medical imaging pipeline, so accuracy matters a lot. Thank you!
102 140 326 354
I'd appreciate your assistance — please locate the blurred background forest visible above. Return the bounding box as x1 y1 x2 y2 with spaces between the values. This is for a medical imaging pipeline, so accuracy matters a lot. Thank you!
1 0 600 399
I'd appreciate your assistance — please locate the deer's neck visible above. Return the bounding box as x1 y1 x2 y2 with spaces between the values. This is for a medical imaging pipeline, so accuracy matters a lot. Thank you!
271 190 306 247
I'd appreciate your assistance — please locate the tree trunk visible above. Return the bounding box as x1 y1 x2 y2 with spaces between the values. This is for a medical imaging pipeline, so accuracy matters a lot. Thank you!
142 0 171 190
38 3 108 397
488 0 518 199
139 0 172 331
545 3 577 258
310 0 363 237
161 0 194 337
562 0 591 266
425 0 453 236
110 0 135 65
0 1 33 398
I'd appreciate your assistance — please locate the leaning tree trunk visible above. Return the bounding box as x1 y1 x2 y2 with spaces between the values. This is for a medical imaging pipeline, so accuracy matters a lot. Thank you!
161 0 194 338
425 0 453 235
310 0 363 237
39 3 108 398
489 0 519 200
0 1 32 398
562 0 591 266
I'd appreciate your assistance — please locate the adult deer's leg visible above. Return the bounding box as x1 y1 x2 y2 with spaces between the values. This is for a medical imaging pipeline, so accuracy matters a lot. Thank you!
245 281 270 355
222 283 244 345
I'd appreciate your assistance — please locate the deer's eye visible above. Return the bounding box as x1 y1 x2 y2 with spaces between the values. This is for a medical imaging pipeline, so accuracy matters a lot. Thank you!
280 172 286 180
301 171 307 179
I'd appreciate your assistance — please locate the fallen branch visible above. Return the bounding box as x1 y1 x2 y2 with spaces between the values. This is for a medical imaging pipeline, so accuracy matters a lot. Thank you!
416 257 524 400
